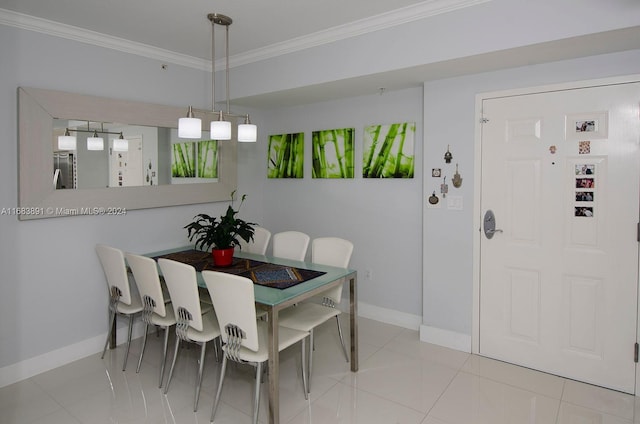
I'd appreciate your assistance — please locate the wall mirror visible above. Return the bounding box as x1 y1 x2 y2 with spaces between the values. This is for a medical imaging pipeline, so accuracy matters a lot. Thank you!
18 87 237 220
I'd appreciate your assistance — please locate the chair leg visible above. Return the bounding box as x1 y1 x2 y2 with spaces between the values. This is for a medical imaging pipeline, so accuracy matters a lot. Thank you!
301 337 308 400
101 309 116 359
159 326 170 388
122 315 135 371
308 330 315 395
335 315 349 362
164 335 181 394
211 355 228 422
193 342 207 412
253 362 263 424
136 323 149 373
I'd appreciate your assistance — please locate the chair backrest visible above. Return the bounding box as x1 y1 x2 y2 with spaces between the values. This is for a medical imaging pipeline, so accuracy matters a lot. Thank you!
202 271 259 352
96 244 135 305
272 231 310 261
238 226 271 255
125 253 167 317
312 237 354 304
158 258 204 331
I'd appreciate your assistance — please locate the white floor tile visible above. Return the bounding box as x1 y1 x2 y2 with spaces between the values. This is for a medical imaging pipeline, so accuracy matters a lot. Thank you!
3 318 639 424
427 371 560 424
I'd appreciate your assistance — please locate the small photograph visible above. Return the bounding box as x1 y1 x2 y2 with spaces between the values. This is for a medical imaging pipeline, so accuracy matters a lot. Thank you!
575 120 596 133
575 164 595 175
579 140 591 154
576 178 594 188
575 191 594 202
575 206 594 217
432 168 441 178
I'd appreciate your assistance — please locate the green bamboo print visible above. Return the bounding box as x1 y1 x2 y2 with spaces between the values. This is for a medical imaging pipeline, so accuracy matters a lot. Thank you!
268 133 304 178
312 128 354 178
197 140 218 178
171 142 195 177
363 122 415 178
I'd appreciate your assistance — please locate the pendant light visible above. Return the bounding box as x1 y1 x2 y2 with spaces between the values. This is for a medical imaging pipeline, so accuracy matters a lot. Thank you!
177 13 257 142
113 133 129 152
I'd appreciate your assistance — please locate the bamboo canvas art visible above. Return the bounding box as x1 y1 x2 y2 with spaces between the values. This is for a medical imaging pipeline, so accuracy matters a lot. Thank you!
312 128 355 178
197 140 218 179
268 132 304 178
171 142 195 177
363 122 415 178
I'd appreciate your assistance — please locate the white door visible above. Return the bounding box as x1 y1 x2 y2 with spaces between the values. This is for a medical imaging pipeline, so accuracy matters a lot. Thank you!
479 81 640 393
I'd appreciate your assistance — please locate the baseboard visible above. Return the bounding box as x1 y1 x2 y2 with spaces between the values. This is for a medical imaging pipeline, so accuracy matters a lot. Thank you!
419 324 471 353
342 301 422 331
0 320 146 388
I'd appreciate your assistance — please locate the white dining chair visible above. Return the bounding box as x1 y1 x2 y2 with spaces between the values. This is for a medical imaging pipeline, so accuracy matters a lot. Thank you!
125 253 176 388
96 244 143 372
202 270 310 424
238 226 271 255
271 230 310 261
158 258 221 412
278 237 354 394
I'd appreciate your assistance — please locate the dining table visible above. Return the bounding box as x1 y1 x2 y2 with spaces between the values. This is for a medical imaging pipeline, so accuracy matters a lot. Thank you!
143 246 359 424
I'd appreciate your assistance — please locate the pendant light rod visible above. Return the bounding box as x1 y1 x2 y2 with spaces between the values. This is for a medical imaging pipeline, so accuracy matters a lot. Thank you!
207 13 232 114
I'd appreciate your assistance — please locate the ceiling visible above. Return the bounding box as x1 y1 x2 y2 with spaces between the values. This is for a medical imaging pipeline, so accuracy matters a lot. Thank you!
0 0 431 59
2 0 640 107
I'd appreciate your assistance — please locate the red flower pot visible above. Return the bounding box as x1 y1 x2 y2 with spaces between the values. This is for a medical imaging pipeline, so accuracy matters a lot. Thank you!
212 247 234 267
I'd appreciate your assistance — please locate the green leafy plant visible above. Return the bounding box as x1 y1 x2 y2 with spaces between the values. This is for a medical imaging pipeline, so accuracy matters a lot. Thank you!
185 191 256 250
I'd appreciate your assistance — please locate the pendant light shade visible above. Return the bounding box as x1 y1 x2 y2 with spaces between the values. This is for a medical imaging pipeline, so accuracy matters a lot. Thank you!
113 133 129 152
238 115 257 142
178 106 202 139
211 111 231 140
87 130 104 151
58 128 77 150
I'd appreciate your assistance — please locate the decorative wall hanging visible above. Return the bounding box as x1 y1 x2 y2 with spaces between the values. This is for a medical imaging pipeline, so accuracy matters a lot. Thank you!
268 133 304 178
444 145 453 163
171 142 196 177
197 140 219 178
362 122 415 178
171 140 219 179
452 163 463 188
312 128 355 178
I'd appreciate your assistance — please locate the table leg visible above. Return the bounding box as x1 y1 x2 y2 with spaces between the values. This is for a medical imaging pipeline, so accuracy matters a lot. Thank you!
350 275 358 372
267 307 280 424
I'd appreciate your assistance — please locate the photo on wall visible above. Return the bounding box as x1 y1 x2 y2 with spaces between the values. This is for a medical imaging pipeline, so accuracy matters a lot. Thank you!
362 122 415 178
312 128 355 178
268 132 304 178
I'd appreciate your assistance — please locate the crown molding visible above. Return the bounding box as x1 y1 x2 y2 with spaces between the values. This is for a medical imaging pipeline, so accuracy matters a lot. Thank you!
0 0 489 70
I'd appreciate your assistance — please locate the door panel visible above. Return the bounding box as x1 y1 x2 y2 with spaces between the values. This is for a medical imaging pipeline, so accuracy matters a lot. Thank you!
479 82 640 393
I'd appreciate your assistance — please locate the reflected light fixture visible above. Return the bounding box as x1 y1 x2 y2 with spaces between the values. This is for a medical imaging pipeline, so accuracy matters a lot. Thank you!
177 13 257 142
58 128 76 150
112 133 129 152
87 130 104 151
58 122 128 152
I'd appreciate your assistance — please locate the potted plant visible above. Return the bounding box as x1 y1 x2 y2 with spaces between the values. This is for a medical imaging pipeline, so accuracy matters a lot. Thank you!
184 191 256 266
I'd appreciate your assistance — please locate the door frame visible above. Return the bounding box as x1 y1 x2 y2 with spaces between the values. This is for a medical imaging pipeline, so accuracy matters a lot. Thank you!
471 74 640 394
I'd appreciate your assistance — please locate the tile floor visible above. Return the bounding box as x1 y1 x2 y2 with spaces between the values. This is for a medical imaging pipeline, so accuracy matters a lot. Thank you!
1 316 638 423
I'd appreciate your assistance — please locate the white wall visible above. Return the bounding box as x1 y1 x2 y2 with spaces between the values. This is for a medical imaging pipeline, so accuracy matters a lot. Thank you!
421 49 640 351
0 25 262 385
258 88 424 324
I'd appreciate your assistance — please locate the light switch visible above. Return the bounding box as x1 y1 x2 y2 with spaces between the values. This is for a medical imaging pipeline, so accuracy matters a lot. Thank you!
447 195 463 210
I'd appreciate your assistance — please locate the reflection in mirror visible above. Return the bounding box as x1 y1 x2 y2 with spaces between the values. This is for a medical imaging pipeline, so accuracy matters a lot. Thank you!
18 86 237 220
52 119 219 190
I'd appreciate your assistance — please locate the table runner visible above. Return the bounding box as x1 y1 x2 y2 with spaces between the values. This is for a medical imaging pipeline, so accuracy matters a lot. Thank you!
154 249 326 289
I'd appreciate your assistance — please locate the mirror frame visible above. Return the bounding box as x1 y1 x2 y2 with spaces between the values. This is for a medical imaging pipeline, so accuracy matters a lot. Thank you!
18 87 237 220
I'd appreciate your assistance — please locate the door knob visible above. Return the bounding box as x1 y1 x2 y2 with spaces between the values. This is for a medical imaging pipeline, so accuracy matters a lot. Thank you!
483 210 503 239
